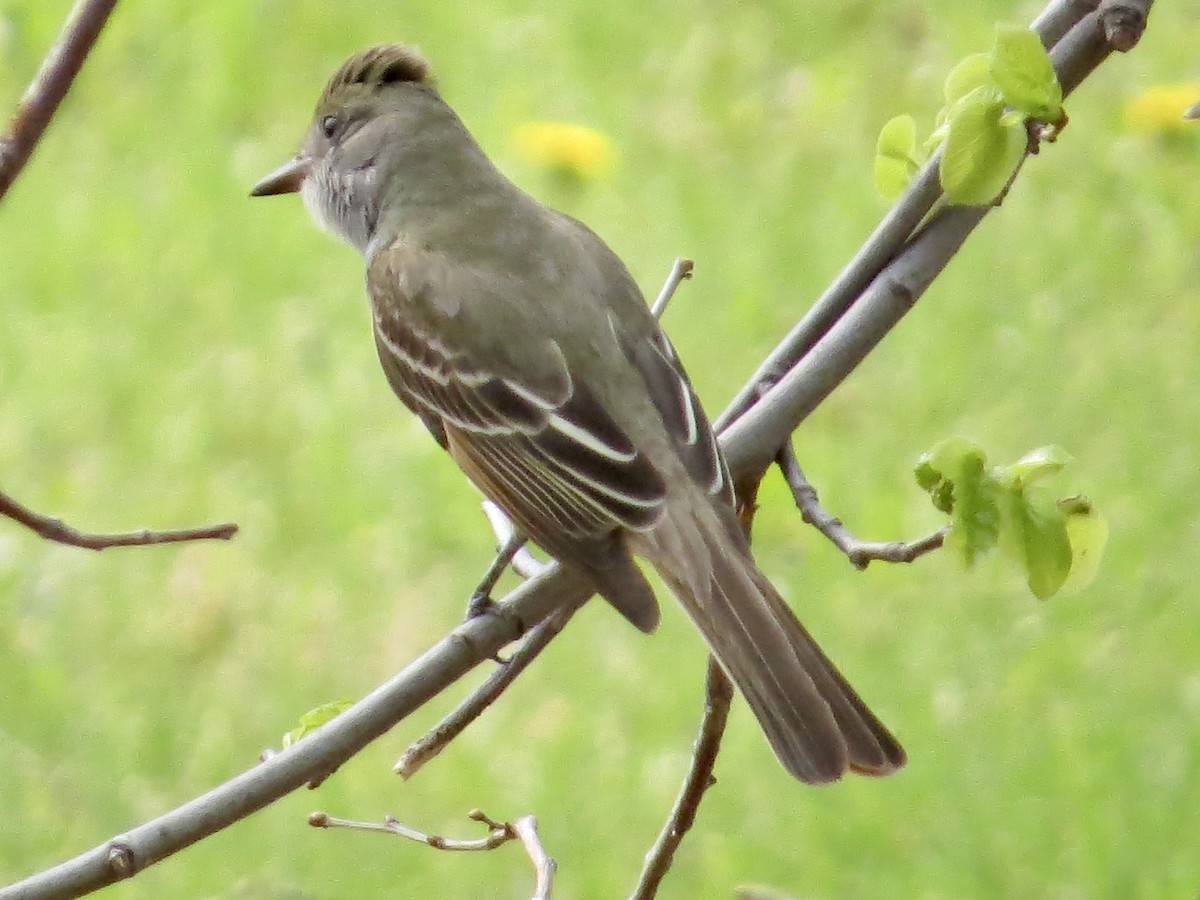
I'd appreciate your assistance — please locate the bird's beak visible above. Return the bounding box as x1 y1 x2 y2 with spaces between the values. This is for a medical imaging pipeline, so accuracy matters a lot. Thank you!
250 156 311 197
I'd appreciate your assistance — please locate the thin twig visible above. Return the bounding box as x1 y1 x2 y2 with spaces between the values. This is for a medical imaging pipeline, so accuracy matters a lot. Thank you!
396 597 584 779
308 808 511 851
649 258 694 319
775 443 945 569
0 488 238 550
309 809 556 898
0 1 237 557
630 658 733 900
511 816 557 900
0 0 119 202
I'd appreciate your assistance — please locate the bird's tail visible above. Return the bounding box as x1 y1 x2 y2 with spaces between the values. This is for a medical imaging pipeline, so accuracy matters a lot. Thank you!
638 498 905 784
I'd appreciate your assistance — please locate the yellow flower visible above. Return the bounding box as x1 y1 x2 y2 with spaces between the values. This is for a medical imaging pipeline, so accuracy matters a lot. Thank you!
514 122 616 181
1124 83 1200 133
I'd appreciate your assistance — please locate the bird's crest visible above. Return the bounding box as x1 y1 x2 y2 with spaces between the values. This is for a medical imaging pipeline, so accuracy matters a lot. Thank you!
320 45 431 105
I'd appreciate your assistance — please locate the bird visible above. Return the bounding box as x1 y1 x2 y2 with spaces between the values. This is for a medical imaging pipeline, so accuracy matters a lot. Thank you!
251 44 905 783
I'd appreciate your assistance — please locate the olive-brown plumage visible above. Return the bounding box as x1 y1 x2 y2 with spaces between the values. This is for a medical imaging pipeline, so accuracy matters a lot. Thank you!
252 44 905 783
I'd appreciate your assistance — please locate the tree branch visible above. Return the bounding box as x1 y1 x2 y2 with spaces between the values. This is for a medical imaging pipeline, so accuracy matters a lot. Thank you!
309 808 556 898
0 488 237 550
511 816 557 900
649 257 694 318
0 1 241 559
0 0 119 203
719 3 1147 483
395 597 584 779
630 658 733 900
308 807 511 852
775 443 945 569
0 565 595 900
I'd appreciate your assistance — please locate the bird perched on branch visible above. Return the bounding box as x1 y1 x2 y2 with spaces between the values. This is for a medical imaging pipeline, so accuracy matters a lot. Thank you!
251 44 905 783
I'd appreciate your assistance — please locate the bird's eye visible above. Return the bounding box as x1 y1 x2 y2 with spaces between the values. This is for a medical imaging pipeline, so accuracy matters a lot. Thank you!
320 115 338 138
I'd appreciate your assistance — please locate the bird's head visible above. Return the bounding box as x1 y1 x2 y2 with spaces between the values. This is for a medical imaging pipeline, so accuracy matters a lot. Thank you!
251 45 442 253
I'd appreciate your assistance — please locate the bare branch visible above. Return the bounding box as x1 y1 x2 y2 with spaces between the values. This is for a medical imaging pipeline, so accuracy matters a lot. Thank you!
0 564 592 899
1031 0 1095 47
649 257 694 319
0 488 238 550
0 0 119 202
0 1 238 559
309 809 555 898
396 597 584 779
308 809 511 851
1099 0 1150 52
775 443 946 569
511 816 557 900
712 161 943 437
630 658 733 900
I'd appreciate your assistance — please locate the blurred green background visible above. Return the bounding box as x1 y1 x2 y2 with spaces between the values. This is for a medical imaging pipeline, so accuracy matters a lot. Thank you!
2 1 1198 897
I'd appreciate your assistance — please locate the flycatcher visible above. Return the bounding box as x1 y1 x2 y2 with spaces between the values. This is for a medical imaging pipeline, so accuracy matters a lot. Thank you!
252 45 905 783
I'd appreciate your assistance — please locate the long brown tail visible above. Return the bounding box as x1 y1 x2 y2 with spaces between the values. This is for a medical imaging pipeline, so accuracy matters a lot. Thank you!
639 500 906 784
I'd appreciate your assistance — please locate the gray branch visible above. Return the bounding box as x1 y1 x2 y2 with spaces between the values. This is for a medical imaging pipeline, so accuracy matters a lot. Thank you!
0 0 240 554
721 3 1147 482
629 658 733 900
0 0 119 202
309 808 556 898
0 488 238 550
394 597 584 779
775 442 946 569
1 566 595 899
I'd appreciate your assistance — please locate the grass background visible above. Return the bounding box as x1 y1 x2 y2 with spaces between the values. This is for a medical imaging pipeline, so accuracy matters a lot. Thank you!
1 1 1198 897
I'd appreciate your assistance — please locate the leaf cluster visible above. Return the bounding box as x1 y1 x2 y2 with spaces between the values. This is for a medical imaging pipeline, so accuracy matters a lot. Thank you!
876 25 1067 205
915 439 1107 600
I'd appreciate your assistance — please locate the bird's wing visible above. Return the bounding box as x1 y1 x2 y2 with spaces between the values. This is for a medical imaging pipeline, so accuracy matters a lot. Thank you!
551 210 735 508
614 321 734 508
367 243 668 544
